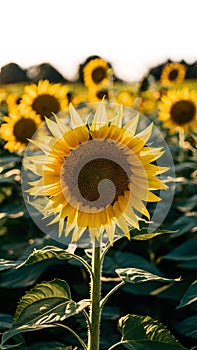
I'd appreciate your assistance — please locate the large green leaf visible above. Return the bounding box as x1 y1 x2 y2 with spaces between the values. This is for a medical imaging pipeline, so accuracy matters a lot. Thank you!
1 279 89 347
14 279 71 322
17 246 75 268
177 279 197 309
115 314 186 349
160 239 197 269
116 267 181 284
173 315 197 339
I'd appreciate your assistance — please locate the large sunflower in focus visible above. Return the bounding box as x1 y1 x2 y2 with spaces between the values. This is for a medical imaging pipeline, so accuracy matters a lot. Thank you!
83 58 111 89
20 80 69 120
0 107 41 153
25 102 168 244
158 87 197 133
160 62 186 86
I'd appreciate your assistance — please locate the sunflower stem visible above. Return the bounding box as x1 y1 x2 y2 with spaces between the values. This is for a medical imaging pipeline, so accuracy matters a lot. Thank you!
88 239 102 350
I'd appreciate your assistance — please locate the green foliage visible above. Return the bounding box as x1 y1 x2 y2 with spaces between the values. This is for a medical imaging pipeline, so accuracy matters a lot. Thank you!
116 267 181 284
115 314 187 349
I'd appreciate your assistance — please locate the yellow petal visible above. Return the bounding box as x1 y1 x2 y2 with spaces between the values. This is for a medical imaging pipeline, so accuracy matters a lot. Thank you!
69 103 85 128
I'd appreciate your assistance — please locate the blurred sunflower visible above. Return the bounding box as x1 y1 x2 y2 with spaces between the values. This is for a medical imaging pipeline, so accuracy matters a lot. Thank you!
0 88 8 112
83 58 111 89
137 92 158 115
6 92 23 112
25 102 168 244
20 80 69 120
160 62 186 86
158 87 197 133
0 107 42 153
88 87 112 103
115 91 135 107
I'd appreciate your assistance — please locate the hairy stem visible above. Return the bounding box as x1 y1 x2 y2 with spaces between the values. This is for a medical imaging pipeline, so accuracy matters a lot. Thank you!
88 240 102 350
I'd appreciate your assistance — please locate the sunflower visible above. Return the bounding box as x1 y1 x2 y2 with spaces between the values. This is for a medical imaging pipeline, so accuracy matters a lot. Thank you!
83 58 111 89
0 107 42 153
20 80 69 120
158 87 197 133
160 62 186 86
24 102 168 245
115 91 135 107
88 87 113 103
6 92 23 112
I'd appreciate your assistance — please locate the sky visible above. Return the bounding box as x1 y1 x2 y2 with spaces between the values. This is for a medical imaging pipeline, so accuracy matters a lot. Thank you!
1 0 196 82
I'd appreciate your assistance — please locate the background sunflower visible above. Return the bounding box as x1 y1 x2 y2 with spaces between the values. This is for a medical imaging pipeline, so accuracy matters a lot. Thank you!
158 87 197 133
19 79 69 120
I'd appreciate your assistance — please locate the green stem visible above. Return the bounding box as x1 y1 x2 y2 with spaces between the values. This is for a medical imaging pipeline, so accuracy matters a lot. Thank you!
68 252 93 279
55 323 87 350
108 340 130 349
88 240 102 350
100 280 125 308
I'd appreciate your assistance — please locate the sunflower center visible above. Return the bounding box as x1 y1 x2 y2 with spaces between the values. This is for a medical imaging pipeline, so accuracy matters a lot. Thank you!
168 69 178 81
78 158 129 204
92 67 107 84
170 100 196 125
32 94 60 118
97 90 109 100
13 118 37 143
60 138 131 211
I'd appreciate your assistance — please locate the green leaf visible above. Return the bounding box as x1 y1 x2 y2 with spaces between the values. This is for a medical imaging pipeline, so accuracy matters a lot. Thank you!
116 314 186 349
14 279 71 322
160 239 197 269
116 268 181 284
1 279 89 347
173 315 197 339
27 342 72 350
129 228 175 241
17 246 75 268
177 279 197 309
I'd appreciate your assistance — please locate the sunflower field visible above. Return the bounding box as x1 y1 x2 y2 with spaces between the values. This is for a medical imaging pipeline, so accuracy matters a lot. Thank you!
0 56 197 350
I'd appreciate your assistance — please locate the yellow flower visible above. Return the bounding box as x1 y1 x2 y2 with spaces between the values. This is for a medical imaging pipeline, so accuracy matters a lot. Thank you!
160 62 186 86
20 80 69 120
6 92 23 112
83 58 111 89
88 87 113 103
24 102 168 245
158 87 197 133
115 91 135 107
0 107 42 153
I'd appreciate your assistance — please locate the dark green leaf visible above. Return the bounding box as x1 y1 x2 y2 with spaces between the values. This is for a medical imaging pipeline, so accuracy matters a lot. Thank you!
14 279 71 322
17 246 75 268
117 314 186 349
177 279 197 309
27 342 72 350
173 315 197 338
160 239 197 269
116 268 181 284
1 279 89 346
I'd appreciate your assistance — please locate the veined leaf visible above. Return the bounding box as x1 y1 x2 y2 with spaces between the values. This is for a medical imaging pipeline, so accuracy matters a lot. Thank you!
177 279 197 309
129 228 176 240
17 246 75 268
116 268 181 284
1 279 89 347
14 279 71 322
116 314 186 349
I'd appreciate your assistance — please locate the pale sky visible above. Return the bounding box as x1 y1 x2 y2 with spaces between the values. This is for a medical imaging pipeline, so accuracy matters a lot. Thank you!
1 0 196 82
